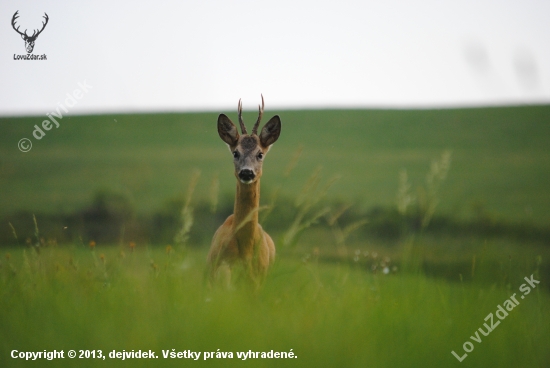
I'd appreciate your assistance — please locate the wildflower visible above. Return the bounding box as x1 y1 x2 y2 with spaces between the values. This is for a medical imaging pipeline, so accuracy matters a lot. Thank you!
5 253 11 260
89 240 96 249
165 245 172 254
99 254 105 265
129 241 136 251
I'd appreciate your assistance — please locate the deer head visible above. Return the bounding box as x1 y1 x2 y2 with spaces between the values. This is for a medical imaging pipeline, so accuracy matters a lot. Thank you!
217 95 282 184
12 11 49 54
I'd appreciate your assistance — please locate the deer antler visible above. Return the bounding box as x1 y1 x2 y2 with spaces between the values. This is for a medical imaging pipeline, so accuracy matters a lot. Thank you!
237 99 248 135
11 11 26 37
11 11 49 40
251 94 265 135
30 13 49 39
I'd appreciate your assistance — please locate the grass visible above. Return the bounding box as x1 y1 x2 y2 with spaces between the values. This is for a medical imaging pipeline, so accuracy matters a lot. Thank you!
1 105 550 223
1 105 549 367
0 244 548 367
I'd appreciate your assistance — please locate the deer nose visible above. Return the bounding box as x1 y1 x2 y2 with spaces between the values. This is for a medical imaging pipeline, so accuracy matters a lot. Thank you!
238 169 255 182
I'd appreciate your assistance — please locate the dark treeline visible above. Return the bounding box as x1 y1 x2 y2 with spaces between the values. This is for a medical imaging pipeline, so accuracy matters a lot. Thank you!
2 191 549 248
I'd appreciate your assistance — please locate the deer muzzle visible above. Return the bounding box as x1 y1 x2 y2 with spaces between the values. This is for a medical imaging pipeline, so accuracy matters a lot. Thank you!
238 169 255 183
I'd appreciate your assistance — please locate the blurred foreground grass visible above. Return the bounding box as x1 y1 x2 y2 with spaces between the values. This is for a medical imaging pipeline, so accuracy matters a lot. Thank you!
0 244 548 367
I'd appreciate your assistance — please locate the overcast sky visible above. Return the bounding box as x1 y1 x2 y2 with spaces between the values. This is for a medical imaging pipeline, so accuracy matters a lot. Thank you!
1 0 549 116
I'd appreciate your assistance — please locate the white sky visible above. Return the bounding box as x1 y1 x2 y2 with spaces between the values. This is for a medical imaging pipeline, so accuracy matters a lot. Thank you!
1 0 549 116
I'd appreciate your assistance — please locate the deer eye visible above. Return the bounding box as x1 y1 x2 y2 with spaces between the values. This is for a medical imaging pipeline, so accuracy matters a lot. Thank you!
257 152 264 160
232 151 240 159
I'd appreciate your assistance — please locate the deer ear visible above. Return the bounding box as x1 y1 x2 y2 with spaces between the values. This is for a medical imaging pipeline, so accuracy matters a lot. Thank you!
217 114 239 146
259 115 281 148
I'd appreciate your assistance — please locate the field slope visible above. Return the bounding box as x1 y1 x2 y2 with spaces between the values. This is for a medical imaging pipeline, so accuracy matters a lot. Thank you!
1 105 550 224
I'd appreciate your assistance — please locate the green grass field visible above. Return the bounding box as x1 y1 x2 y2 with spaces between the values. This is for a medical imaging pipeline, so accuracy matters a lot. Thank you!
1 105 549 367
0 245 548 368
2 105 550 222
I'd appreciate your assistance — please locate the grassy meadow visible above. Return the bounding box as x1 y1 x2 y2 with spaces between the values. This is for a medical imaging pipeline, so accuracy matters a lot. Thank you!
0 245 548 368
1 105 550 221
1 105 550 367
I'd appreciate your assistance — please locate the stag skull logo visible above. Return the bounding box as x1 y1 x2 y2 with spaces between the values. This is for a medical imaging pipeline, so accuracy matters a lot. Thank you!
11 11 49 54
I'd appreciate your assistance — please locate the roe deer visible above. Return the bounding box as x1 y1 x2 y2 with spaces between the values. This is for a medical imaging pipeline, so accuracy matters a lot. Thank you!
207 95 281 288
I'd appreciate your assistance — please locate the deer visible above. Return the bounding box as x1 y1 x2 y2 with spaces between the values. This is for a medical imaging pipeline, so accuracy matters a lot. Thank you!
11 11 49 54
207 95 281 288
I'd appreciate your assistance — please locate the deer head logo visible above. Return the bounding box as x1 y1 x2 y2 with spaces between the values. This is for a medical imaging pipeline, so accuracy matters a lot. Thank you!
11 11 49 54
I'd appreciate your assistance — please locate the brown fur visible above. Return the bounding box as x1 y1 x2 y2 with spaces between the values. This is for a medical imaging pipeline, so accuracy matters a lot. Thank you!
207 101 281 288
207 179 275 287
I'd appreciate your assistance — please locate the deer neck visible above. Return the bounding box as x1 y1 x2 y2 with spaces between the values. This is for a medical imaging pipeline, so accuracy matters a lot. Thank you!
233 179 261 254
